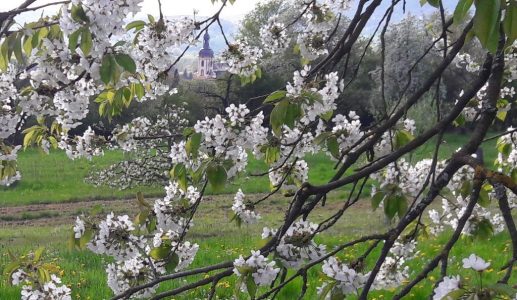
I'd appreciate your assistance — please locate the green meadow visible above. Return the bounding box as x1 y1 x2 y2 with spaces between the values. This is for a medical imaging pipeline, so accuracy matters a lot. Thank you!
0 133 498 206
1 133 512 299
1 195 514 299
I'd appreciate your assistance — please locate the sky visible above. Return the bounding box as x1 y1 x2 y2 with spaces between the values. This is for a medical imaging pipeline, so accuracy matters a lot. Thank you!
0 0 263 24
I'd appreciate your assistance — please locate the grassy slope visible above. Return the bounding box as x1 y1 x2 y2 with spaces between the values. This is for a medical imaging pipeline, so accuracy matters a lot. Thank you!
0 194 514 299
0 133 498 206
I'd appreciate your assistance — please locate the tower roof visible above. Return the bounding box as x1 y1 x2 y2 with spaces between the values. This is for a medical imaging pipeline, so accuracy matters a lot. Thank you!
199 31 214 57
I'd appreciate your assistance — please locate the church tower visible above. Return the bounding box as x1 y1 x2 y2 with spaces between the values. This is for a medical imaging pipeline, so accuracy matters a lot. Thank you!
197 32 215 79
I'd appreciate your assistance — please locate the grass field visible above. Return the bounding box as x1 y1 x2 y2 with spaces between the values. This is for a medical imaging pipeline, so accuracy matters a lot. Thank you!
1 194 515 299
0 133 498 207
0 132 509 299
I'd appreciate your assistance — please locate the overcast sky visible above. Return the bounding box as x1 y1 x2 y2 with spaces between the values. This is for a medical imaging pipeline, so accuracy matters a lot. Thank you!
0 0 263 23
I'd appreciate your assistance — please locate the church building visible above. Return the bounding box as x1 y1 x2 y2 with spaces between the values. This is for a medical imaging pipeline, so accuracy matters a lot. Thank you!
197 32 215 79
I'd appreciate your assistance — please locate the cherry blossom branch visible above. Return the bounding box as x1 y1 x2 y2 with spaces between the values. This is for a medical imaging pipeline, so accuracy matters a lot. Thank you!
393 180 483 299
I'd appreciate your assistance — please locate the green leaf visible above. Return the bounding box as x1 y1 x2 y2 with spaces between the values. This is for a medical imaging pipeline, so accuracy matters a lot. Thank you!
185 132 202 158
460 180 472 198
80 28 93 56
206 164 227 192
245 274 257 299
473 0 501 53
165 253 180 272
131 82 145 100
313 132 332 146
68 28 82 53
394 130 414 149
320 110 333 121
384 195 400 220
265 146 280 165
37 267 51 283
453 0 473 24
318 281 336 300
171 163 188 191
397 195 408 218
478 183 492 207
497 140 511 156
100 54 116 85
0 40 8 71
504 2 517 45
327 136 340 159
511 168 517 184
270 99 289 136
150 245 172 260
71 4 89 23
427 0 440 8
13 33 23 64
497 110 507 122
115 53 137 73
263 90 286 104
371 191 385 211
33 247 45 263
444 289 466 299
135 209 150 225
126 20 146 31
4 261 21 285
284 103 303 129
234 276 243 297
23 35 33 56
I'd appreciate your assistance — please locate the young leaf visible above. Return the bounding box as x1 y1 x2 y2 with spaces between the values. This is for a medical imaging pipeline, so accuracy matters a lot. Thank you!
71 4 89 23
126 20 146 32
394 130 414 149
426 0 440 8
33 247 45 263
150 245 172 260
68 28 82 53
473 0 501 53
171 163 188 191
206 164 227 192
478 183 492 207
270 99 289 135
371 191 385 211
80 28 93 56
245 274 257 299
396 195 408 218
115 53 137 73
384 195 398 220
504 2 517 45
13 32 24 64
100 54 116 85
453 0 473 25
185 132 202 158
326 136 340 159
165 253 180 272
265 146 280 165
263 90 287 104
284 102 303 129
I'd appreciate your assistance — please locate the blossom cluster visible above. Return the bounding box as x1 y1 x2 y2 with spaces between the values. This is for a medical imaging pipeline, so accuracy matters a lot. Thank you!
19 274 72 300
221 39 263 77
319 257 369 297
231 189 261 224
433 254 490 300
374 240 417 290
263 220 326 268
233 250 280 289
260 15 289 54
